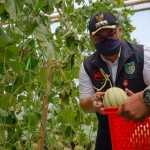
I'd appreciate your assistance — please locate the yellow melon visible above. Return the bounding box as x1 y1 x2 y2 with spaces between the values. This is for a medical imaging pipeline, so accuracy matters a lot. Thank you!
103 87 128 107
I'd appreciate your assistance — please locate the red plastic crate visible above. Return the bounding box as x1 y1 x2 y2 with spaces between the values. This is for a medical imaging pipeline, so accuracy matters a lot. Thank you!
104 107 150 150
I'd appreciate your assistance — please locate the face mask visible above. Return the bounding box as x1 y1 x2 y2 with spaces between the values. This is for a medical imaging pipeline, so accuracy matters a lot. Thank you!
95 39 120 56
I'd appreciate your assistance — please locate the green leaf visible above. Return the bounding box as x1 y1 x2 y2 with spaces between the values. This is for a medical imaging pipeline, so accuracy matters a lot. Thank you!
0 93 16 110
4 0 25 21
14 140 22 150
26 15 41 35
75 0 82 5
0 93 10 110
59 92 70 104
74 111 81 126
44 41 56 60
13 73 26 94
59 89 66 97
4 113 17 125
33 23 47 42
0 3 5 14
39 69 46 81
0 36 10 47
33 24 56 60
55 0 63 8
35 0 44 9
55 26 67 37
0 61 5 73
118 15 125 26
0 10 9 21
0 48 14 61
25 112 41 127
14 123 22 138
31 131 39 141
0 0 5 3
83 114 92 126
64 82 72 95
10 27 23 41
62 30 74 40
34 24 56 60
9 95 16 108
66 36 78 51
0 26 12 42
62 54 71 64
0 108 8 118
57 108 77 124
129 26 136 31
6 45 19 56
30 54 39 69
4 143 13 149
65 126 75 139
42 2 54 14
93 2 109 11
76 132 90 145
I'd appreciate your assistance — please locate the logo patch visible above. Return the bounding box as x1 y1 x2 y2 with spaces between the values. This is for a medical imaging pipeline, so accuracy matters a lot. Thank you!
93 70 104 81
95 13 104 22
124 62 135 74
95 13 108 28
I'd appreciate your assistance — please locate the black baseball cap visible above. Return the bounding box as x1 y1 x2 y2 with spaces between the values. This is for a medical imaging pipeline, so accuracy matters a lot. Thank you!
89 11 118 36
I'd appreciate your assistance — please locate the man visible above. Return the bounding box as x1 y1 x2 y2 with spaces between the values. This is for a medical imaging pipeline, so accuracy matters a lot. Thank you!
118 86 150 123
79 10 150 150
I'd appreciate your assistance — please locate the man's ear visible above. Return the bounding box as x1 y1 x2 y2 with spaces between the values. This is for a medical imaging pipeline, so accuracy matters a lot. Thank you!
90 36 96 48
118 27 123 42
90 36 95 44
90 36 93 40
119 27 122 34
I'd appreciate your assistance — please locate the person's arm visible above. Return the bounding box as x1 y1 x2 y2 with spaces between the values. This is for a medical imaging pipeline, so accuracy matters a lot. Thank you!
80 92 105 113
80 96 96 113
143 45 150 85
79 63 105 114
117 89 150 123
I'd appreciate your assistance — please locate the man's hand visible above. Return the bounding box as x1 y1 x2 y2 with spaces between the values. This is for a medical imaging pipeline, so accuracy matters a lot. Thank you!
125 88 134 96
92 92 105 114
117 91 150 123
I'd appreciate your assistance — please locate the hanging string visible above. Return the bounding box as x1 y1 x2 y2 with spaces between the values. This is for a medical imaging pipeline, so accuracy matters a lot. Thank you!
93 68 112 92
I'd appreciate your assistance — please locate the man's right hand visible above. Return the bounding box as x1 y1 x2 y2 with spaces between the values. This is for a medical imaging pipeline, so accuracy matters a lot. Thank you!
91 92 105 114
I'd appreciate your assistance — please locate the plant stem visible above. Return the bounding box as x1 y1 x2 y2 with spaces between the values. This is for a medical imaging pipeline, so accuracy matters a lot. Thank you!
38 60 52 150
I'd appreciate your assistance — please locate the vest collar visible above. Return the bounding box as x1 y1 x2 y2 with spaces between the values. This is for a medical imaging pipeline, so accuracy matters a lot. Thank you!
117 41 134 76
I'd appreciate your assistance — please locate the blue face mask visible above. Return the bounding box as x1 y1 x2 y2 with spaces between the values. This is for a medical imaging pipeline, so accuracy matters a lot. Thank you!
95 39 120 56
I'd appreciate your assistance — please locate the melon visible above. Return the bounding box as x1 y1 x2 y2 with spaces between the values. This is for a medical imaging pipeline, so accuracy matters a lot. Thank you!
103 87 128 107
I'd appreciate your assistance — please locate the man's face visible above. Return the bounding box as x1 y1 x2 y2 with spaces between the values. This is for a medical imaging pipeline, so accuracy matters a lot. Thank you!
91 27 122 44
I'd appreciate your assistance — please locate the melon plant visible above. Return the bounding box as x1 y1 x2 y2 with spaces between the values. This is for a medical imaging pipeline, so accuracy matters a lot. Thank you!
103 87 128 107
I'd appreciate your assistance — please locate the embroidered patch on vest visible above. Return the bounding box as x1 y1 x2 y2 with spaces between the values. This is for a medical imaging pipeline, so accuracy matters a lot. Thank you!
93 70 104 81
124 62 135 74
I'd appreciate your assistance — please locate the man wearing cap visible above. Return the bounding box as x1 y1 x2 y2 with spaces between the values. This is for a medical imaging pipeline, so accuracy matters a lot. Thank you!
79 11 150 149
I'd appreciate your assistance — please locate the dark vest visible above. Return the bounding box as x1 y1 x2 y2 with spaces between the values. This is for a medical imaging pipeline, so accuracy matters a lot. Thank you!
83 41 147 150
